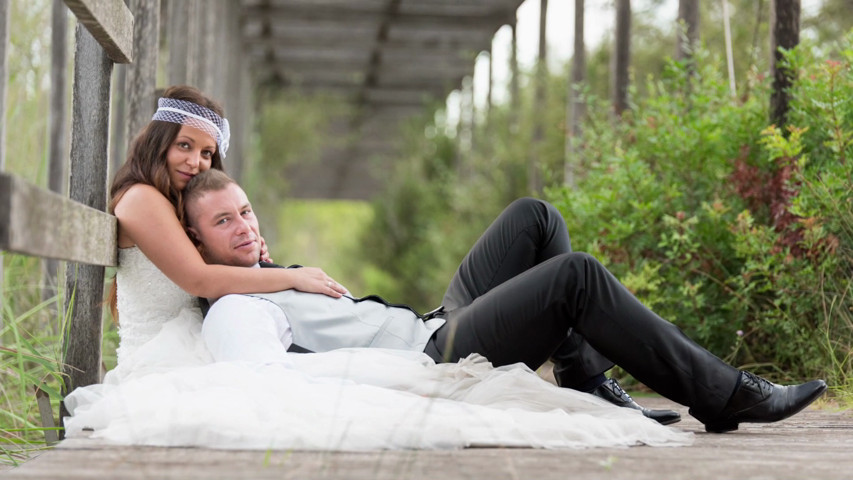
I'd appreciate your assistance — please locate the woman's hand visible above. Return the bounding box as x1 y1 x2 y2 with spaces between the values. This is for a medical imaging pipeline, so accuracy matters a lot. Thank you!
259 235 272 263
289 267 348 298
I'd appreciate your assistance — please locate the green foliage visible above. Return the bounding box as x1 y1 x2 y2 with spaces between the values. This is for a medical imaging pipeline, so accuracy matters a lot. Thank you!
1 256 64 464
272 200 374 295
550 50 768 356
3 0 55 183
356 21 853 390
550 33 853 385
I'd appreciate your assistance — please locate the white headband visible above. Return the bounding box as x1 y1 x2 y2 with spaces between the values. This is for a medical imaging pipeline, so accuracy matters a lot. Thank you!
152 98 230 158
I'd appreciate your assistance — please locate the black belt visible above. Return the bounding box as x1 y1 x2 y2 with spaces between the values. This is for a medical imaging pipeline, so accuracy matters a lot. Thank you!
421 305 446 321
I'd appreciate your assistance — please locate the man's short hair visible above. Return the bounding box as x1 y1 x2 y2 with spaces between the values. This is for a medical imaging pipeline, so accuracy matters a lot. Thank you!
184 169 237 227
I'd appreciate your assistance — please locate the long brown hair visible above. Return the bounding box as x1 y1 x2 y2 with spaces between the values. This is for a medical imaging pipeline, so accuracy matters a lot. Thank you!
108 85 227 321
109 85 227 225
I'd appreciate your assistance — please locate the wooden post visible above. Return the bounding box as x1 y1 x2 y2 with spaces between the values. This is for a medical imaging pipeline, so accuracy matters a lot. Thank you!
0 0 9 318
210 0 228 102
195 0 215 95
43 0 70 304
167 0 195 86
126 0 159 142
62 22 114 395
110 64 126 175
225 0 246 181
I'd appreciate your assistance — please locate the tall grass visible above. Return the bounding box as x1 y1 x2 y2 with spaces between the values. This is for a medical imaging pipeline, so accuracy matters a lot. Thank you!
0 256 65 466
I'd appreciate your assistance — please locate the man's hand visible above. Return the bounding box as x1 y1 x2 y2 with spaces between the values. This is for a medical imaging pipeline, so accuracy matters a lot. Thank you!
289 267 348 298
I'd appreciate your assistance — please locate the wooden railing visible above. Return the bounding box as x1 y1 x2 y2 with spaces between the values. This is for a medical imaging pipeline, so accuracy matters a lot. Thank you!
1 0 248 402
0 0 132 443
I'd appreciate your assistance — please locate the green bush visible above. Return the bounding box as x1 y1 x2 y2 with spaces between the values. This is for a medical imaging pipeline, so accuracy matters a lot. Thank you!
549 32 853 384
549 49 767 357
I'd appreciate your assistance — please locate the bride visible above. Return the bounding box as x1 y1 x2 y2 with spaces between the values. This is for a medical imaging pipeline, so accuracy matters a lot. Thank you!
63 85 691 450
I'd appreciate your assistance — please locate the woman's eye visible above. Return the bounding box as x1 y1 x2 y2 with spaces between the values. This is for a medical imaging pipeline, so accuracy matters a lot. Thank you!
202 150 214 159
177 142 190 149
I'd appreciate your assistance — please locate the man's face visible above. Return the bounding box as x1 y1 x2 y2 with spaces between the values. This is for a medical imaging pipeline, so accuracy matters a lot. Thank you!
186 183 261 267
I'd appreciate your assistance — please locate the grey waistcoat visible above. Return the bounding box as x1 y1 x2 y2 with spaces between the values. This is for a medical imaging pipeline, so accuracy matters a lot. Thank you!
246 290 446 353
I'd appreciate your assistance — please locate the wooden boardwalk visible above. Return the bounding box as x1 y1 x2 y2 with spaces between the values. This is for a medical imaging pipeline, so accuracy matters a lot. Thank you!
3 398 851 480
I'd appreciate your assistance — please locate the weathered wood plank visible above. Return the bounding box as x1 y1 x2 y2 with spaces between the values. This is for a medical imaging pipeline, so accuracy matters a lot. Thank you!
6 402 850 480
0 173 116 266
62 22 114 396
63 0 133 63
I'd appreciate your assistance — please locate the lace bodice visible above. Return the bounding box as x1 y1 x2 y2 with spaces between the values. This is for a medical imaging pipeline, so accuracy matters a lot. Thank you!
115 247 199 363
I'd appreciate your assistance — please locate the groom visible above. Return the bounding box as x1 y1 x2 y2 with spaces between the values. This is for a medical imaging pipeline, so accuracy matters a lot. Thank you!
183 169 826 433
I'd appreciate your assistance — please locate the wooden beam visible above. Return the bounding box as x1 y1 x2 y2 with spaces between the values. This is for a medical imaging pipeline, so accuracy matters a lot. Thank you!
63 0 133 63
62 22 114 396
0 173 117 266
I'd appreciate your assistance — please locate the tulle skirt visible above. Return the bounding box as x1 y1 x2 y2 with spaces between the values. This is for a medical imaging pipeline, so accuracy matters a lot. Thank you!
64 311 692 450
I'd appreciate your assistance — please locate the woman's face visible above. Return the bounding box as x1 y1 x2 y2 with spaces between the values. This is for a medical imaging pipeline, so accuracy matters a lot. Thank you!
167 125 217 190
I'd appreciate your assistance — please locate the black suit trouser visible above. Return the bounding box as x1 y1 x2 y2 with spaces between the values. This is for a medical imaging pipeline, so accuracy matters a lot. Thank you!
429 198 739 417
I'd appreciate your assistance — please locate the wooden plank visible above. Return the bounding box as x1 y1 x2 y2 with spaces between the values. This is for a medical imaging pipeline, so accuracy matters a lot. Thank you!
62 22 114 396
7 401 851 480
0 173 116 266
35 386 59 446
63 0 133 63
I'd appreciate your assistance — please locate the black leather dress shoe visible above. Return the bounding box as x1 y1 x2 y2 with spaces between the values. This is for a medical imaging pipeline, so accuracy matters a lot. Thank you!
590 378 682 425
700 371 827 433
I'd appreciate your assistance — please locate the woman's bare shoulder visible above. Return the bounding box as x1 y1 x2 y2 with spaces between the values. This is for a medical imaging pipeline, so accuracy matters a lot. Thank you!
114 184 171 215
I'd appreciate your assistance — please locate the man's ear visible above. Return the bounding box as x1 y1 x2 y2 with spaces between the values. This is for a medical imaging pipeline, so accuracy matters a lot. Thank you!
187 226 204 254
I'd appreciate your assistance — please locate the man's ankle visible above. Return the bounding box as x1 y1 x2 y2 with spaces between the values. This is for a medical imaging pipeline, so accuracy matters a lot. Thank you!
577 373 608 393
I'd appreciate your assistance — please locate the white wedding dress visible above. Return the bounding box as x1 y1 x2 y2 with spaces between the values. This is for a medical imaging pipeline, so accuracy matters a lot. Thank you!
63 247 692 450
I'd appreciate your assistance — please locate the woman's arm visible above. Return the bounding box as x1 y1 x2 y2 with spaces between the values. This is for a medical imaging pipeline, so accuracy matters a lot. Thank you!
114 184 345 299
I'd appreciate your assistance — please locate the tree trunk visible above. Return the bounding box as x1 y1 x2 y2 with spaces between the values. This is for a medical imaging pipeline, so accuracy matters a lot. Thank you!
565 0 585 187
530 0 548 195
770 0 800 127
509 21 520 133
612 0 631 116
676 0 699 61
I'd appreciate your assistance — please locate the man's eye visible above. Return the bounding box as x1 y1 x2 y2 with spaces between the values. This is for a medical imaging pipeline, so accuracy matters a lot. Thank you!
216 218 228 225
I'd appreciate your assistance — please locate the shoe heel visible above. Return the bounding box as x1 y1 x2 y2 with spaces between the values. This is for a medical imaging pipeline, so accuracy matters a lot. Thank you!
705 421 739 433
